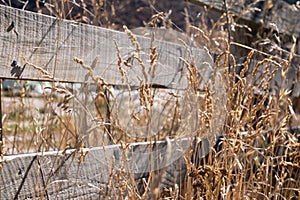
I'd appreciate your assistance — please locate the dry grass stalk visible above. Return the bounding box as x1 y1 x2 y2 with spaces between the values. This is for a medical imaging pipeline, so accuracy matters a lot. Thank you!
123 25 141 53
23 57 53 80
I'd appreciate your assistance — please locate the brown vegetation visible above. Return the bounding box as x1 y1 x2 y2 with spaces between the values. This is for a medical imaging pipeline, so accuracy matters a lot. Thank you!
1 0 299 199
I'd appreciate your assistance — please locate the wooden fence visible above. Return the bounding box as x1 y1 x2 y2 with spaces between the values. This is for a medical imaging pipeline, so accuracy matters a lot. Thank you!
0 0 299 198
1 137 213 199
0 3 220 199
0 3 215 88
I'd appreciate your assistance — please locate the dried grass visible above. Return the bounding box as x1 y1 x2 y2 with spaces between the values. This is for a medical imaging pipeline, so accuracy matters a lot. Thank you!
0 0 299 199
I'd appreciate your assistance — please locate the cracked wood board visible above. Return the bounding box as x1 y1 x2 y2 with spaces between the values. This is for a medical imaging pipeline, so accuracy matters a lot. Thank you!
0 137 210 199
0 4 213 90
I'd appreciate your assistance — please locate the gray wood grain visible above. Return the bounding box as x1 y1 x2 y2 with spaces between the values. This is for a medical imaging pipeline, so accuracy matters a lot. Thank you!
0 5 213 90
0 138 210 199
188 0 300 38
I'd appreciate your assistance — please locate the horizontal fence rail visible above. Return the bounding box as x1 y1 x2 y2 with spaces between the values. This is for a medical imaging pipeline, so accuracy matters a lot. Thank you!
1 127 298 199
0 137 211 199
0 4 213 90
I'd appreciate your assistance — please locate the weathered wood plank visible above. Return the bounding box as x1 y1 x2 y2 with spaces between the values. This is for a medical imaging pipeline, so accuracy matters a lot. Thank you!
0 138 210 199
0 5 213 89
187 0 300 38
